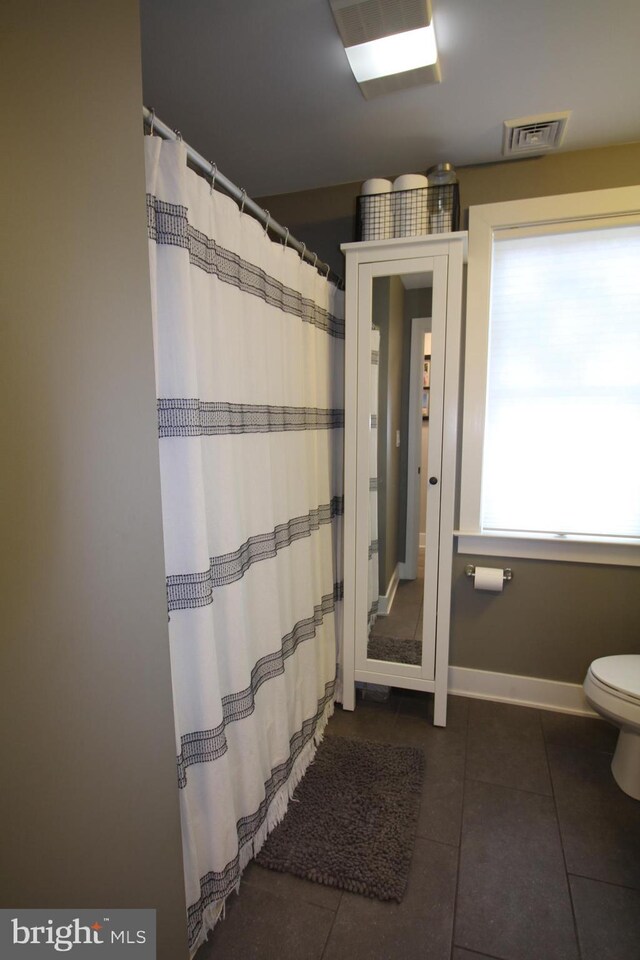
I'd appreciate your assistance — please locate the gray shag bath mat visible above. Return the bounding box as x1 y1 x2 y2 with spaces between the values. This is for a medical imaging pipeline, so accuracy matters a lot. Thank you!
255 735 425 901
368 635 422 665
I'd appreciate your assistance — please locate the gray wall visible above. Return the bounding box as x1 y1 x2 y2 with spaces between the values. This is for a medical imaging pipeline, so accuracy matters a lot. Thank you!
373 277 390 593
451 555 640 684
398 288 432 558
420 421 430 536
0 3 188 955
258 141 640 283
261 148 640 683
372 277 405 595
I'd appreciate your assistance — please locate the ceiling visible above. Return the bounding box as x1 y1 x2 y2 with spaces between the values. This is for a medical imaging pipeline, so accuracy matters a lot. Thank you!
139 0 640 198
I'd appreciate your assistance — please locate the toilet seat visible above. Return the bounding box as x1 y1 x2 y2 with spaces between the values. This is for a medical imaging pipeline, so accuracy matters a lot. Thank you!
584 656 640 728
589 655 640 704
584 655 640 801
587 671 640 709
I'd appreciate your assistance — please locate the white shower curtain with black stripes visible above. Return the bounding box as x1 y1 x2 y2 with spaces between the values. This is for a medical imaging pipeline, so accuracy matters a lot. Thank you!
144 136 344 956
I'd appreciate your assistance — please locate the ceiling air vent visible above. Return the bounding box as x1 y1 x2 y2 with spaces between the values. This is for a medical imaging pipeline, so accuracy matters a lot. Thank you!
502 112 571 158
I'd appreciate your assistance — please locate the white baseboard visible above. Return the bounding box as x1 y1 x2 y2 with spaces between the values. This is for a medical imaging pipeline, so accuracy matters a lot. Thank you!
448 665 597 717
377 564 400 616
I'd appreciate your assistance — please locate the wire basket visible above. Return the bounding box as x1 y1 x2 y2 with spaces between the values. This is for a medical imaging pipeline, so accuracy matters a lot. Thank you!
355 183 459 241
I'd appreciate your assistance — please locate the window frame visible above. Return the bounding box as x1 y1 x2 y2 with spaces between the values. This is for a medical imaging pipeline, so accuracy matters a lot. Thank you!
457 185 640 567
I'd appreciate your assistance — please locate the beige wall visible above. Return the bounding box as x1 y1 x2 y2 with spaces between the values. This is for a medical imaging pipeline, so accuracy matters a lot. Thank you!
452 154 640 680
0 3 188 955
257 140 640 279
451 555 640 684
420 421 430 537
373 277 405 594
399 288 432 559
261 143 640 683
456 143 640 215
385 277 405 592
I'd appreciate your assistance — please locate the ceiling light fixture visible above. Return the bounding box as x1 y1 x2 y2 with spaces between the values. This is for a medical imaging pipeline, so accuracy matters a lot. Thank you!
345 23 437 82
329 0 441 99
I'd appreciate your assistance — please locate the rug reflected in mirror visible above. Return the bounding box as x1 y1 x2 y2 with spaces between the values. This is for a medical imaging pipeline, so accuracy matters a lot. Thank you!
367 634 421 665
367 566 424 665
255 735 424 902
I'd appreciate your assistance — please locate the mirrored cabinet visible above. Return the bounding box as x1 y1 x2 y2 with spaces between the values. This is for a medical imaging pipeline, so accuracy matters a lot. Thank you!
340 233 467 725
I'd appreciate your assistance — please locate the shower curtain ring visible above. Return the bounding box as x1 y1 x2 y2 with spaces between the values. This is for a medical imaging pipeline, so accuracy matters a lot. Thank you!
263 210 271 235
209 163 217 194
283 227 290 249
324 264 330 278
175 129 182 141
299 242 306 263
148 108 155 135
312 253 318 269
239 189 247 215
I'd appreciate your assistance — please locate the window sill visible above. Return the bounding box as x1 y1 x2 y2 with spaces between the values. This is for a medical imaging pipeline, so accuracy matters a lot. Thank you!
455 531 640 567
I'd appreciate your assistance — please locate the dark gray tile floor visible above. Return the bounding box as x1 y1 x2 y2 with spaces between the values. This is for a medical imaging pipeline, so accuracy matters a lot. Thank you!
196 691 640 960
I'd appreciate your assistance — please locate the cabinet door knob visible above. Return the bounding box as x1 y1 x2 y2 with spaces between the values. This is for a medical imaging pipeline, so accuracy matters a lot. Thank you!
429 476 438 485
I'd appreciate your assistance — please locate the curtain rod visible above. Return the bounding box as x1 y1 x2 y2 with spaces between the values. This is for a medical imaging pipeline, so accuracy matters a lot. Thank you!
143 107 343 289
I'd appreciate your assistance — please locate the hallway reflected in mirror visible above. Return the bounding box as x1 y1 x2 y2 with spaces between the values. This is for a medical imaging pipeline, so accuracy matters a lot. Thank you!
368 548 424 665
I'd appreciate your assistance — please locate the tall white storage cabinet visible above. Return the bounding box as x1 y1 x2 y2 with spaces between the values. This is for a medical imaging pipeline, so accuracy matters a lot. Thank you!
341 234 466 726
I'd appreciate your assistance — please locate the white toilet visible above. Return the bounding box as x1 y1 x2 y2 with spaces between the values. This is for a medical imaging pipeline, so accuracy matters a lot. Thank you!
584 655 640 801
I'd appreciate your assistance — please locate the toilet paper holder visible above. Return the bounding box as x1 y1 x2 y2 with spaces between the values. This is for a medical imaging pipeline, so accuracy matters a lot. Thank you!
464 564 513 582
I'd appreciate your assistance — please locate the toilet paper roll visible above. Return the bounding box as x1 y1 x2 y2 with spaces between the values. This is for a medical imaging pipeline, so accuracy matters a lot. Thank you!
474 567 504 592
360 179 393 240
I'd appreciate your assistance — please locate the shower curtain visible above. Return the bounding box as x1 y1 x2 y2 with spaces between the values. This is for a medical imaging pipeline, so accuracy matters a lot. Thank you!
144 136 344 955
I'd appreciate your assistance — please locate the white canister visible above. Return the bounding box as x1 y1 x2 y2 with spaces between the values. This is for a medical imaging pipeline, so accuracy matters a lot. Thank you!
361 178 393 195
392 174 429 237
360 178 393 241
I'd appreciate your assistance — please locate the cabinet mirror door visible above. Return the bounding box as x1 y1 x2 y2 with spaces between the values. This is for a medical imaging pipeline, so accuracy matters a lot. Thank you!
354 255 449 683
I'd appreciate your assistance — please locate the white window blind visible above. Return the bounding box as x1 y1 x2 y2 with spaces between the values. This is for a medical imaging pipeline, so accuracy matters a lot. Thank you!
482 223 640 539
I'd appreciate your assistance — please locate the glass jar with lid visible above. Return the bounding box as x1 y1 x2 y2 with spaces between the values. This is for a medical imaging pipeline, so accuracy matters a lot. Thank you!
427 163 458 233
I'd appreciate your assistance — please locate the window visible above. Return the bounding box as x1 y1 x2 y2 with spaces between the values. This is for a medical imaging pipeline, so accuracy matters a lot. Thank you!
458 186 640 565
